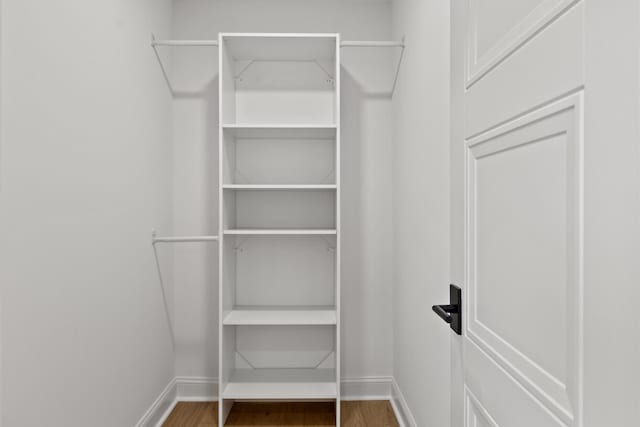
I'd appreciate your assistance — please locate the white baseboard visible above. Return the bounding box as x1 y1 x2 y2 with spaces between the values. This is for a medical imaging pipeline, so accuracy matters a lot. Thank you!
138 375 414 427
175 376 218 401
135 378 177 427
390 378 418 427
341 376 393 400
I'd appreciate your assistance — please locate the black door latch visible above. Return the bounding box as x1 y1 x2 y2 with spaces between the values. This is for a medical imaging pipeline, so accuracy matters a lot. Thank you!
432 284 462 335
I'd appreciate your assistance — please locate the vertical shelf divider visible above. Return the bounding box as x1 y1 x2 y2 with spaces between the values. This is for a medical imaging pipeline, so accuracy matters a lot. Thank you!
334 33 341 427
218 31 233 426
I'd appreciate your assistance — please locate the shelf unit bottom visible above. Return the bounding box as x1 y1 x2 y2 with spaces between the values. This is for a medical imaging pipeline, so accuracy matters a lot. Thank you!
222 368 337 400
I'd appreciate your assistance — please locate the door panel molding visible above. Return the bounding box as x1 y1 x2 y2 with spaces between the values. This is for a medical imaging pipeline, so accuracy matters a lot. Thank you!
466 0 580 88
465 338 569 427
465 93 583 426
465 386 498 427
465 1 584 139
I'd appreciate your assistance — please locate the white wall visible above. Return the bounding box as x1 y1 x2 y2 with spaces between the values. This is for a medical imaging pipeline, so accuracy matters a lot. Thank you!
0 1 175 426
583 1 640 425
392 0 451 425
170 0 394 384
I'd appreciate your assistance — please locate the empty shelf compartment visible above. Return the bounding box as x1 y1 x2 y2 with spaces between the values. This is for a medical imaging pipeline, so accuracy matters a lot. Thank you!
220 35 338 126
222 125 336 186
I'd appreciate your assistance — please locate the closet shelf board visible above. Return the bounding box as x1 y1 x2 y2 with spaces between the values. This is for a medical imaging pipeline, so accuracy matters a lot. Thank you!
223 307 337 325
222 368 337 399
222 124 337 139
223 184 337 190
223 229 337 236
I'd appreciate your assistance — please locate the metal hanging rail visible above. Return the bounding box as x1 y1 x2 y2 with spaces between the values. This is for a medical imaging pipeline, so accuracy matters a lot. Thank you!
151 33 406 94
340 40 405 48
151 230 220 349
150 34 220 95
152 39 219 47
152 233 219 245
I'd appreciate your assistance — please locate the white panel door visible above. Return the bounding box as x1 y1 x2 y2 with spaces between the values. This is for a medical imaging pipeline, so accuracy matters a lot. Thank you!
450 1 586 426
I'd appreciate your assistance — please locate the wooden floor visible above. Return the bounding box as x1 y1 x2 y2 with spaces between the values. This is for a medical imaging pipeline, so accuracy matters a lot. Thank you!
163 401 400 427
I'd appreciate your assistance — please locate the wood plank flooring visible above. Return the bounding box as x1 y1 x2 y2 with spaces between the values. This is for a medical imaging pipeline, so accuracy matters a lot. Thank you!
163 401 400 427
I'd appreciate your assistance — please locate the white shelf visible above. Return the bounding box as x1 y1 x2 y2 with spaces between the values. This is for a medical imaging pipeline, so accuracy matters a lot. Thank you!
223 368 337 399
223 307 337 325
223 184 336 190
224 229 337 236
222 124 336 139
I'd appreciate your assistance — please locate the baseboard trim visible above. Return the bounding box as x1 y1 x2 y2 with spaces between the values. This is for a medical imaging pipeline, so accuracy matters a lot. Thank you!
175 376 218 401
135 378 177 427
341 376 393 401
139 375 413 427
390 378 418 427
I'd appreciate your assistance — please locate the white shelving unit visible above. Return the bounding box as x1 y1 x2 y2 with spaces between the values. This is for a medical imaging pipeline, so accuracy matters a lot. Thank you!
218 33 341 426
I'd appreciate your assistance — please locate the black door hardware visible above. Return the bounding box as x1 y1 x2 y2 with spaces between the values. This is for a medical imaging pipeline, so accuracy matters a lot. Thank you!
432 284 462 335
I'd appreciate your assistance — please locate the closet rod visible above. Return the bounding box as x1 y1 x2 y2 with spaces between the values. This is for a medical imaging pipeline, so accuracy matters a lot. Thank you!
152 234 219 244
340 40 405 48
151 37 405 49
152 39 219 47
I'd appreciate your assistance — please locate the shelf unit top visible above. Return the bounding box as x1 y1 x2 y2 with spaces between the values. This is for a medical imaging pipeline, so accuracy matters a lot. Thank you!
222 124 337 139
222 33 338 61
223 307 337 325
223 368 337 399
